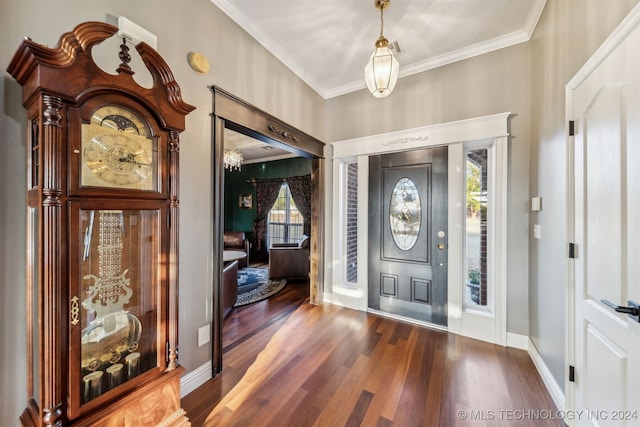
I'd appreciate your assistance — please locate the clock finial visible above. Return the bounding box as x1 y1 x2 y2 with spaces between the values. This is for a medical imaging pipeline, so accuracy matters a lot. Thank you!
117 37 134 75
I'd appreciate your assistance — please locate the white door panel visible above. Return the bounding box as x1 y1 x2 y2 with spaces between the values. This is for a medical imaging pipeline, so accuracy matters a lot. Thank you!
569 5 640 426
585 323 626 414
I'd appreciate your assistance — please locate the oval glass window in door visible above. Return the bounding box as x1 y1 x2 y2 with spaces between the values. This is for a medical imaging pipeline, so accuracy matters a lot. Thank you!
389 177 422 250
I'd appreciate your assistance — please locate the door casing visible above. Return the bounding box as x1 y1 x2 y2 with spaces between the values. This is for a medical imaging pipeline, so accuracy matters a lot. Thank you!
210 86 325 377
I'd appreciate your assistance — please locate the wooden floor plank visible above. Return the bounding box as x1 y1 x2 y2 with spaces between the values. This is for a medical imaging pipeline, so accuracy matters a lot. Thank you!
181 281 562 426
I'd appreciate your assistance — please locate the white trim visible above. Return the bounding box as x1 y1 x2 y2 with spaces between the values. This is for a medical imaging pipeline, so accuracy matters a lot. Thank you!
522 0 548 41
328 25 542 99
208 0 325 97
457 139 507 345
506 332 529 350
327 156 369 312
566 4 640 89
493 135 509 346
447 143 464 337
329 113 511 346
332 113 510 159
564 83 576 425
528 339 566 413
180 360 212 398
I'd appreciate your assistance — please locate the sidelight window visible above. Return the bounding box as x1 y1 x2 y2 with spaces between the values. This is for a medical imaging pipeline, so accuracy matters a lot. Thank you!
465 147 489 308
345 163 358 283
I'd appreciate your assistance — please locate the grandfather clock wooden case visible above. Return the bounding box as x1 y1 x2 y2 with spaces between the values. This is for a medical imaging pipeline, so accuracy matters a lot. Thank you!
7 22 195 426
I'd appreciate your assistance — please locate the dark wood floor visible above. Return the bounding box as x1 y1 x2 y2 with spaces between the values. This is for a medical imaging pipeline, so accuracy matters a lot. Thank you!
181 281 562 426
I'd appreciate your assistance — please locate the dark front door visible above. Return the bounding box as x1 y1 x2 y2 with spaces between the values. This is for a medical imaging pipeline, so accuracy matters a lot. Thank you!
368 147 448 326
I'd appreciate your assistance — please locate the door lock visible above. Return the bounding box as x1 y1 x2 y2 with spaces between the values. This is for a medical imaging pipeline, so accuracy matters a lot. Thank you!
437 243 445 250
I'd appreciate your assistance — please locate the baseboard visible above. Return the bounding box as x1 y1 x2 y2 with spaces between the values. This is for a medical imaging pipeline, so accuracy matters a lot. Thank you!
322 291 333 304
180 360 212 398
506 332 529 350
527 338 566 412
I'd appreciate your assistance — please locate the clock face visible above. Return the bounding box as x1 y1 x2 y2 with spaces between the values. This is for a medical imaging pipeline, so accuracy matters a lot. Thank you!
81 106 157 191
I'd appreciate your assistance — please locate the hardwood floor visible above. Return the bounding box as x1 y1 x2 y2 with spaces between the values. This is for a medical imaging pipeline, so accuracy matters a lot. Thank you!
181 281 562 426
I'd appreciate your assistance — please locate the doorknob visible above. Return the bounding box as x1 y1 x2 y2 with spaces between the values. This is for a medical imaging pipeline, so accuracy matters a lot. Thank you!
601 299 640 322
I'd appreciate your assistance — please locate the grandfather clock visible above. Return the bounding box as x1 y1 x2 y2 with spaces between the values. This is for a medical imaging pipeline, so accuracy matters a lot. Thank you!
7 22 195 426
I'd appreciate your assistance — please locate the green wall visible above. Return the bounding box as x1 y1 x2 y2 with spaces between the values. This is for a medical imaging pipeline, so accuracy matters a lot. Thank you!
224 157 312 239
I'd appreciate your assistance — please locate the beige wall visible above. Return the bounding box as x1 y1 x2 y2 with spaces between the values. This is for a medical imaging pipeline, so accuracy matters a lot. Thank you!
0 0 324 422
528 0 638 391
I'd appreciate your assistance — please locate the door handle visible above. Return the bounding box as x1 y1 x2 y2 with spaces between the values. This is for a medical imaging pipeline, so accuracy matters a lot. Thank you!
601 299 640 322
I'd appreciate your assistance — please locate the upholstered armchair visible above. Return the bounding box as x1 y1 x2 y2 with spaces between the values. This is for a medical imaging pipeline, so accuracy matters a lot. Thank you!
269 235 310 280
222 260 239 319
223 231 249 268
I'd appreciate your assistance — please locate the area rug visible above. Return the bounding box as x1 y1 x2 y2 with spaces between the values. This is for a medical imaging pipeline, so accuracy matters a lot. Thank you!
237 267 269 294
234 279 287 307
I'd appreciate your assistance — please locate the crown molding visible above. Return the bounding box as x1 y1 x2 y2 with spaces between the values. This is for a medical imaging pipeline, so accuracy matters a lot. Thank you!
209 0 326 97
211 0 547 100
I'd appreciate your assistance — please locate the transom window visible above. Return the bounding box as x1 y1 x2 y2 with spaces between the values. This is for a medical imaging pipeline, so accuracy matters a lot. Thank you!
268 183 304 246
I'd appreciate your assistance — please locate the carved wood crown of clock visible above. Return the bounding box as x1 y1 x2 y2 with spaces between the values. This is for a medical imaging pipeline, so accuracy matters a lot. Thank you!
7 21 195 131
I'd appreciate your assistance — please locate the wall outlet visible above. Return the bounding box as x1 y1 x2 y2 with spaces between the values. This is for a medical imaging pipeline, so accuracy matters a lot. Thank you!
197 324 210 347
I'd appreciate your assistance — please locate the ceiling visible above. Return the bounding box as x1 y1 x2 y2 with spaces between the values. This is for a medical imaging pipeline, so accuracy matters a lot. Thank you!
210 0 547 99
224 127 296 164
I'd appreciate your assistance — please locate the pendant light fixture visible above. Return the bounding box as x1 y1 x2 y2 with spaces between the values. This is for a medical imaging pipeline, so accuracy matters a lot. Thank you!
364 0 399 98
223 148 243 171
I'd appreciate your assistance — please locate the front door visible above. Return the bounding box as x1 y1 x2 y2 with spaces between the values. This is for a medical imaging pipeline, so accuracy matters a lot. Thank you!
368 147 448 326
569 8 640 424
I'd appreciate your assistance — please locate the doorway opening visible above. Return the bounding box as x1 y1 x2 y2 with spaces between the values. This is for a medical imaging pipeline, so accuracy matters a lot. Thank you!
210 86 325 376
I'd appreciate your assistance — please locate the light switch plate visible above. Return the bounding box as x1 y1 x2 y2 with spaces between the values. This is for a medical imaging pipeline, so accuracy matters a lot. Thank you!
531 197 542 211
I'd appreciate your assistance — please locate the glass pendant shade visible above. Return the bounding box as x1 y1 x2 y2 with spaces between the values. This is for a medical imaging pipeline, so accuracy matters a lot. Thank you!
364 37 399 98
364 0 399 99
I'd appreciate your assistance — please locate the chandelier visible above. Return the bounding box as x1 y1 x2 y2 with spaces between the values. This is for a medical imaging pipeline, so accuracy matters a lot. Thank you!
223 148 243 171
364 0 399 98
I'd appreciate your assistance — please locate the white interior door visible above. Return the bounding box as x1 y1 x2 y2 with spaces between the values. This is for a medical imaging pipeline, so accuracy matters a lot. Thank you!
569 7 640 425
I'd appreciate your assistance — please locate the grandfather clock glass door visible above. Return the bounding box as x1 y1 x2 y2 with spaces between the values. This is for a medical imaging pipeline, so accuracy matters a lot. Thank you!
69 201 166 416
